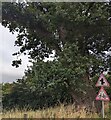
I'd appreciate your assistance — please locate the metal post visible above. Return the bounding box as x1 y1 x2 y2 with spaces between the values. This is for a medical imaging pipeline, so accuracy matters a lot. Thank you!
102 101 105 118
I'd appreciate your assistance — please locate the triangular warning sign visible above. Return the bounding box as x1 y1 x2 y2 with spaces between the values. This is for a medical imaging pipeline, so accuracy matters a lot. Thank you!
96 87 110 101
95 73 110 87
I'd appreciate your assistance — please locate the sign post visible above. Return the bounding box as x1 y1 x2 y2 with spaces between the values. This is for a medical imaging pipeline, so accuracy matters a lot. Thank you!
102 101 104 118
95 73 110 118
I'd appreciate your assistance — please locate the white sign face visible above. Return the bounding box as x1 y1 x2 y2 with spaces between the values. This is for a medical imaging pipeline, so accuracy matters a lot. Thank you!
96 87 110 101
96 73 110 87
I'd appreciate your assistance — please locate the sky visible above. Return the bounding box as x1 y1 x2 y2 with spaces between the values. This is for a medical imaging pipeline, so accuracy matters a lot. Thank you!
0 24 31 83
0 23 54 83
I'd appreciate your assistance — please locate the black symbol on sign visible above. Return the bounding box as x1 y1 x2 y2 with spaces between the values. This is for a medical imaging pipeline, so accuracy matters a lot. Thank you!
99 93 106 98
100 78 105 85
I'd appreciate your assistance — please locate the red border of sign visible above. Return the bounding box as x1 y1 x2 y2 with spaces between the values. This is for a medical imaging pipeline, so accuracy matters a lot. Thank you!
96 87 110 101
95 73 110 87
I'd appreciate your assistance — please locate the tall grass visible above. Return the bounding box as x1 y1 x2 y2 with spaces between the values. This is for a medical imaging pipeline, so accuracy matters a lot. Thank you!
1 104 99 118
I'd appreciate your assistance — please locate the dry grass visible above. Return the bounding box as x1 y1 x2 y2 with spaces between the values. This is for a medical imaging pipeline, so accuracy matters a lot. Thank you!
1 104 99 119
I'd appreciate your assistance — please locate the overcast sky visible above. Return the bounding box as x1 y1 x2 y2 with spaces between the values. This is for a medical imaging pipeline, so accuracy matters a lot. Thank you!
0 23 54 83
0 24 31 83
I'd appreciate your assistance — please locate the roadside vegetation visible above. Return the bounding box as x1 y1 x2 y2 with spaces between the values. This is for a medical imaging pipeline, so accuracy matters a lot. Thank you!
1 2 111 119
1 104 100 118
2 103 111 119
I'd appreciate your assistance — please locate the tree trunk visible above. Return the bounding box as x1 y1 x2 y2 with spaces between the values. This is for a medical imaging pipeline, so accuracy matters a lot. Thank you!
69 73 102 113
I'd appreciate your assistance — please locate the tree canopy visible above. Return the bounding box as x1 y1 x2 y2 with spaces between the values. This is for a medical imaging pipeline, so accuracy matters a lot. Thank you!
2 2 111 72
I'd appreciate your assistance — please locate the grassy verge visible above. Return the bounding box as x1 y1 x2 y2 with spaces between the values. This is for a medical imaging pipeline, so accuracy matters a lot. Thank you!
106 102 111 119
1 104 100 119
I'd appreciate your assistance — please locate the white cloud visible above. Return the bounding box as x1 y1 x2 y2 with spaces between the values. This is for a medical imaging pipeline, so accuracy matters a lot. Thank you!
0 23 53 83
0 24 31 83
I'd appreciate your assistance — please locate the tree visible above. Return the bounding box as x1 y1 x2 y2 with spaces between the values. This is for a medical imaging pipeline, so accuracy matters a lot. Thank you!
2 43 105 111
1 2 111 73
2 2 111 111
